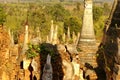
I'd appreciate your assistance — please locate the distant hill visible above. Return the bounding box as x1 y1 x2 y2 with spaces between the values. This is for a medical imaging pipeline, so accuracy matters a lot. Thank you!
94 0 113 2
0 0 114 3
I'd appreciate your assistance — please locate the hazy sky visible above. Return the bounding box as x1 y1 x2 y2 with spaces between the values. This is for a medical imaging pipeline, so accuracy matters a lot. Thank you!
0 0 114 2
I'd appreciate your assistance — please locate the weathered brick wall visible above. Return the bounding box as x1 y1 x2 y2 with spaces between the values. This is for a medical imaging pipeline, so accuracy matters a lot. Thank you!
0 27 11 80
78 44 98 80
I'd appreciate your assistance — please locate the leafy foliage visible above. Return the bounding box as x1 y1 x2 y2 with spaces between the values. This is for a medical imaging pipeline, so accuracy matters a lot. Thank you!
93 5 109 39
94 16 106 39
49 4 70 22
93 6 103 22
26 43 40 59
0 4 6 25
64 16 82 35
28 4 51 36
26 43 56 59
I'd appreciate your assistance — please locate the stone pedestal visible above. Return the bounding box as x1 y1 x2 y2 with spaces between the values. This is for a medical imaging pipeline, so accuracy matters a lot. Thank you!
78 45 98 79
79 45 97 67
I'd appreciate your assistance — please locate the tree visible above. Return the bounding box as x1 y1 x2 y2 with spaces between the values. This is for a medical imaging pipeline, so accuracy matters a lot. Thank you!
103 2 111 15
76 2 81 11
64 16 82 35
59 0 64 2
49 4 70 22
93 6 103 22
0 4 6 25
28 4 52 39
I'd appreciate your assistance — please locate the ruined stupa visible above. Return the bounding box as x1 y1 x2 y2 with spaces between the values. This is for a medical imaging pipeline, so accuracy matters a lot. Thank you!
78 0 96 47
77 1 98 78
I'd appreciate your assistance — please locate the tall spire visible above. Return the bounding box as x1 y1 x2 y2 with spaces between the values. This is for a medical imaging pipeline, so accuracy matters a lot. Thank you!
67 27 71 43
53 25 58 44
78 0 95 46
22 21 29 54
50 20 54 43
77 0 97 68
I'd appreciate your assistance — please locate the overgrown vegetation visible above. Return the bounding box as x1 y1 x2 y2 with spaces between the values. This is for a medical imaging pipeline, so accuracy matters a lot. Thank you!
26 43 56 59
26 43 40 58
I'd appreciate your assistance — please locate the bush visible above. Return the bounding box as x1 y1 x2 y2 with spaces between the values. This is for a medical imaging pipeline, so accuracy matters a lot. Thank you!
26 43 40 59
93 6 103 22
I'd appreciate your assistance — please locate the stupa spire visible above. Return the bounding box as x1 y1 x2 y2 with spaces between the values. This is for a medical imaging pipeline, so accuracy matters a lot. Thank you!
78 0 96 46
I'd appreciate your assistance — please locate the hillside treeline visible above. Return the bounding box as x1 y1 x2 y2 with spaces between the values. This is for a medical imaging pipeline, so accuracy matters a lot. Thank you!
0 2 112 41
